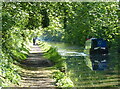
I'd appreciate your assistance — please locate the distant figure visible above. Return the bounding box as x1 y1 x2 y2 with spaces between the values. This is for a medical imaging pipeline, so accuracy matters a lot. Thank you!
33 37 37 45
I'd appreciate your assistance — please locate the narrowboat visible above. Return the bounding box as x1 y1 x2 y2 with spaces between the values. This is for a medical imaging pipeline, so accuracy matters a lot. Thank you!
84 38 108 70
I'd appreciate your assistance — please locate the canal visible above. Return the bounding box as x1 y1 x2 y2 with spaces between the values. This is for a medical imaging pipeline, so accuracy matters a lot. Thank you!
45 41 119 87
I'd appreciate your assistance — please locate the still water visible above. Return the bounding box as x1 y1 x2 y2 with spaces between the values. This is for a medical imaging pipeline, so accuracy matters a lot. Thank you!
46 41 119 87
46 42 86 56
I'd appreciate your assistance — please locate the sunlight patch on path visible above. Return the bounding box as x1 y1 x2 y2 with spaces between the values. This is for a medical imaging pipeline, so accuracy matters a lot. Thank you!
19 45 57 87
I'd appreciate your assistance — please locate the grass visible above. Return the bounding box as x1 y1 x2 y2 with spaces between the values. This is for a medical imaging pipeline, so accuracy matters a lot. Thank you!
38 41 74 87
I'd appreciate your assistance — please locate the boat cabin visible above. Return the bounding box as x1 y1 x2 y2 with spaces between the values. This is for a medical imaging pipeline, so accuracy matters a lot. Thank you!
85 38 108 54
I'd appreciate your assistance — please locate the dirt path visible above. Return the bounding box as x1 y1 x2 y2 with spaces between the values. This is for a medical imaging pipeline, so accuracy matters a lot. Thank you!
19 45 57 87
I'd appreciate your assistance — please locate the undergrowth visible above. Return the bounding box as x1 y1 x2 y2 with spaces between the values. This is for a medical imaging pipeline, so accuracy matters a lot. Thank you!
0 47 29 87
38 41 74 87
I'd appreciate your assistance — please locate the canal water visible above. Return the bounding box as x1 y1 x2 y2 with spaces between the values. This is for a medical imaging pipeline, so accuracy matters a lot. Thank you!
45 41 119 87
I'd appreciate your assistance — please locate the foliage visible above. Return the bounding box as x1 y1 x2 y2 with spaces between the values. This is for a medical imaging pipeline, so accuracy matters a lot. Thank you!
0 52 21 87
39 42 66 70
65 2 119 45
1 2 39 86
3 2 118 46
40 2 119 47
1 2 119 87
53 71 74 87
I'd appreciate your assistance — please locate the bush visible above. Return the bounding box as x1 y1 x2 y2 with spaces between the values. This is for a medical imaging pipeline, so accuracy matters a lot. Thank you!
0 53 21 87
53 71 74 87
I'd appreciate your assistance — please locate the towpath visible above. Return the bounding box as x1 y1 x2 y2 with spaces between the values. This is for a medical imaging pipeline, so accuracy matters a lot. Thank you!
19 45 57 87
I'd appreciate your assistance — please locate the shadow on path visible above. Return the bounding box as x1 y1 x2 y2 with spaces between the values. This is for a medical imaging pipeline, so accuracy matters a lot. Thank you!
19 45 57 87
21 45 53 67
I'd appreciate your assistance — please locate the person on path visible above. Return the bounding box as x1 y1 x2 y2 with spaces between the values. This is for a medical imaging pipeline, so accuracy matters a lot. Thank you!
33 37 37 45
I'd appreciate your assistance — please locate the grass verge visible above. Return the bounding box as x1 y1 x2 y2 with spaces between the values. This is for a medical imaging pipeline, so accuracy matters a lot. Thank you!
38 41 74 87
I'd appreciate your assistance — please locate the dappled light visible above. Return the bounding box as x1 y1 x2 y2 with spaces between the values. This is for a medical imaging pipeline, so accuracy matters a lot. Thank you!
18 45 56 87
1 1 119 88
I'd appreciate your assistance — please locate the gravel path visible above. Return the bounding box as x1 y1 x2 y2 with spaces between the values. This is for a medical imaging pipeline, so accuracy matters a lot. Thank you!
19 45 56 87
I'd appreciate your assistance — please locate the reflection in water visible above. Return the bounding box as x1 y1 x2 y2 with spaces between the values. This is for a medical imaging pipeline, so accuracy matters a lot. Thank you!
47 41 109 71
44 41 119 87
90 54 108 71
85 54 108 71
58 51 88 56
